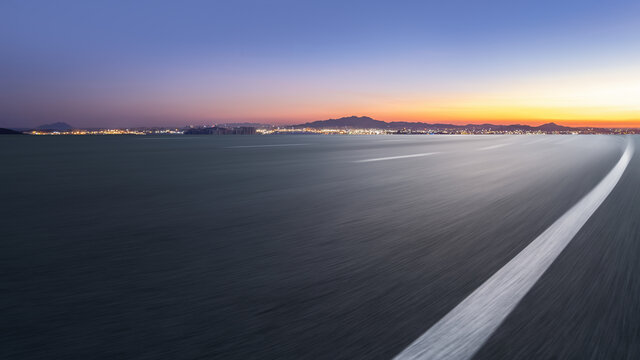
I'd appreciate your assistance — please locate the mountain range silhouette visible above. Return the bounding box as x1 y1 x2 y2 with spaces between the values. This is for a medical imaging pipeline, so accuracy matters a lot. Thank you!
294 116 581 131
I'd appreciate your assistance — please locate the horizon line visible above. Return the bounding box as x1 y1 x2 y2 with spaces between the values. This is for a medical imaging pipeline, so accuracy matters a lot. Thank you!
10 117 640 130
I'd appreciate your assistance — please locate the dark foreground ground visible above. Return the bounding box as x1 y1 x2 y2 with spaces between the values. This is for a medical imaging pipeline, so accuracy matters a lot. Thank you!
1 134 638 359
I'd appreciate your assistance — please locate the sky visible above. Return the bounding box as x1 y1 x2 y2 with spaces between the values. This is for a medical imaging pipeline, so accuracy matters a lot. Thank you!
1 0 640 128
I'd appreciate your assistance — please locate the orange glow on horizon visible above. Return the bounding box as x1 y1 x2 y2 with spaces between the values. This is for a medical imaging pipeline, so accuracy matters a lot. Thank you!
265 108 640 128
187 66 640 128
216 65 640 128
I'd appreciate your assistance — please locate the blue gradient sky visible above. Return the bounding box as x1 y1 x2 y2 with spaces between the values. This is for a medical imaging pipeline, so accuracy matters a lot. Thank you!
2 0 640 127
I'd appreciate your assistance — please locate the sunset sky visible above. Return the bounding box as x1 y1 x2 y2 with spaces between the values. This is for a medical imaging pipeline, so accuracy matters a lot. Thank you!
2 0 640 128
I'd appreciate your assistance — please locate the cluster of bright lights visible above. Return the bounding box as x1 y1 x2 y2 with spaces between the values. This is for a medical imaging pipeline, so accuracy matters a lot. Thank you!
29 129 147 135
28 129 185 135
25 126 640 136
258 127 393 135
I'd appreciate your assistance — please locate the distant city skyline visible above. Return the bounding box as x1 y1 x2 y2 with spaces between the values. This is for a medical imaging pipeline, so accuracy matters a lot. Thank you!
2 0 640 128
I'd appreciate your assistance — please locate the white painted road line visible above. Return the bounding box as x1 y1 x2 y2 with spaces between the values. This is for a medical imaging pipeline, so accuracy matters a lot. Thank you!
478 143 509 151
394 139 634 360
226 144 309 148
354 152 439 163
525 136 550 145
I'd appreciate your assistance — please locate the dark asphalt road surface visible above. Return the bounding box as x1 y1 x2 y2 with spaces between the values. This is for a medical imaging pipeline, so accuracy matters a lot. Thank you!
1 134 637 359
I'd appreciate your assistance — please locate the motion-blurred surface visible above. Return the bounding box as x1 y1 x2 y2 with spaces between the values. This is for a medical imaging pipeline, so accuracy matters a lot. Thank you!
1 135 637 359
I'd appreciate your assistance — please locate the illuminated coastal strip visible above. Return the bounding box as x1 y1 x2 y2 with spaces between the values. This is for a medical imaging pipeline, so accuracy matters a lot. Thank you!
395 139 633 360
226 143 309 148
354 152 439 163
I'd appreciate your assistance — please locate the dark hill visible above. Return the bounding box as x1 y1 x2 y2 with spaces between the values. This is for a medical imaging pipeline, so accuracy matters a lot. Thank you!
36 122 74 131
295 116 389 128
292 116 583 132
536 122 575 131
0 128 24 135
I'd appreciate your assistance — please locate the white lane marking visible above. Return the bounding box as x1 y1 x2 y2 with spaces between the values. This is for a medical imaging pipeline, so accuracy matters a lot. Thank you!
478 143 509 151
226 143 309 148
558 136 579 143
354 152 439 163
395 139 634 360
526 136 550 145
140 138 196 140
